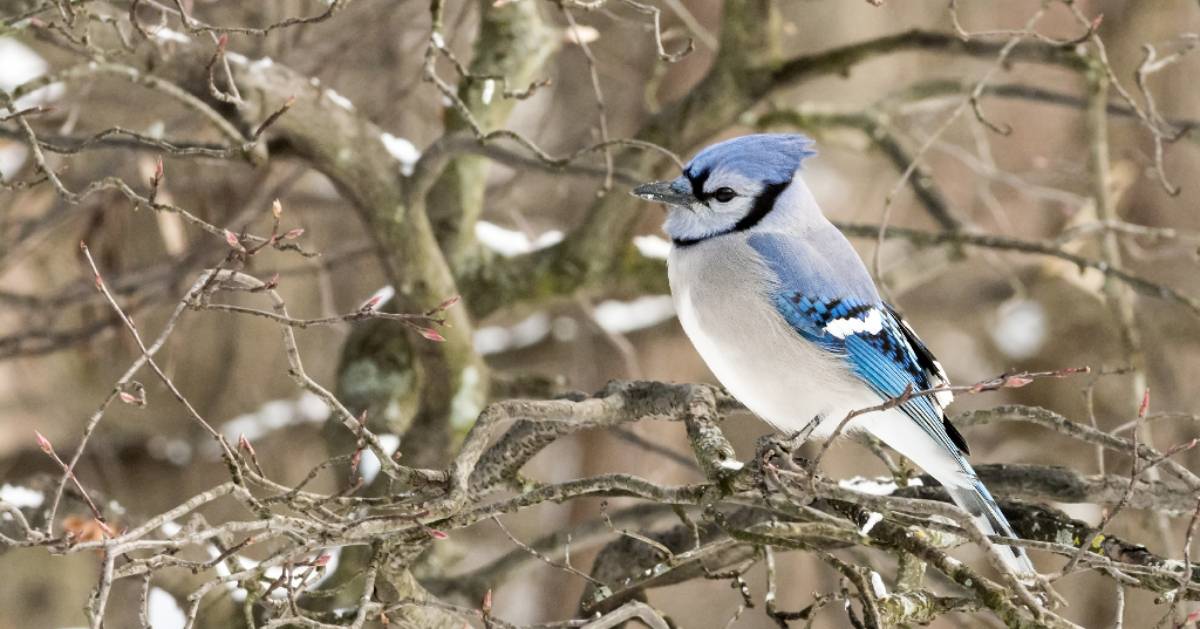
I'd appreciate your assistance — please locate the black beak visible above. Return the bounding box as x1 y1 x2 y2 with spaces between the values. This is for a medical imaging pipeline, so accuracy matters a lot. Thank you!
631 180 695 206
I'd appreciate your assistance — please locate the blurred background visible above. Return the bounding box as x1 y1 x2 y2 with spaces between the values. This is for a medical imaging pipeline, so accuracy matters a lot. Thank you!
2 0 1200 627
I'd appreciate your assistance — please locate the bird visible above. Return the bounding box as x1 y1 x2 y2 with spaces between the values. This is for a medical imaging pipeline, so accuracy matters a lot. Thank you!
631 133 1035 575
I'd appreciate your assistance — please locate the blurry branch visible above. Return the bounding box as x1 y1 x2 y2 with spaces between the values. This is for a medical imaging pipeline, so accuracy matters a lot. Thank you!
956 405 1200 493
191 270 447 489
412 0 683 190
37 266 221 534
948 0 1097 45
766 27 1087 94
657 0 716 50
437 133 644 185
148 44 486 467
0 125 239 158
864 4 1058 290
1068 4 1190 196
0 244 373 360
423 0 559 269
7 61 253 157
425 503 680 602
834 222 1200 316
0 122 651 178
1081 44 1174 562
884 80 1200 143
560 5 615 191
135 0 350 37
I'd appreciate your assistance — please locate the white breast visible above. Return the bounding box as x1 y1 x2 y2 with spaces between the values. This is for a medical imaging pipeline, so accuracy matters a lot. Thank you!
668 235 876 436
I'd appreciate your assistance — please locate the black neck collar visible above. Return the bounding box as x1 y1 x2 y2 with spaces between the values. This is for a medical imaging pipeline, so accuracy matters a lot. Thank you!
671 180 789 248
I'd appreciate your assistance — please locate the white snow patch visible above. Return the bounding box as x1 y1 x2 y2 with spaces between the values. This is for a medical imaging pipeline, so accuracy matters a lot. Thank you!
146 121 166 139
206 545 249 601
222 553 331 600
869 571 888 599
224 51 249 65
450 365 484 430
474 221 562 257
0 144 29 181
359 434 400 484
308 547 343 588
0 38 62 179
249 57 274 71
323 89 354 111
563 25 600 45
473 294 674 354
147 588 186 629
718 458 744 472
991 298 1047 360
221 392 330 443
592 295 675 334
480 79 496 105
474 312 551 355
159 521 182 538
380 133 421 176
0 484 44 509
150 27 191 44
106 499 127 517
0 38 62 109
839 475 923 497
633 235 671 260
431 32 445 49
860 511 883 535
838 476 898 496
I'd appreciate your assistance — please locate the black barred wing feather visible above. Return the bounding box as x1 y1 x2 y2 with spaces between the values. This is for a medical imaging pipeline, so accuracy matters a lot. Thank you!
883 302 967 455
773 294 970 456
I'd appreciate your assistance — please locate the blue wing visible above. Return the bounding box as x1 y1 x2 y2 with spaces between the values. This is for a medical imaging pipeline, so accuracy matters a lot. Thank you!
749 233 968 456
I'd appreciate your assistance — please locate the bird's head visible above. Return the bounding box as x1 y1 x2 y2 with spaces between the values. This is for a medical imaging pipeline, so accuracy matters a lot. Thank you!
632 133 817 246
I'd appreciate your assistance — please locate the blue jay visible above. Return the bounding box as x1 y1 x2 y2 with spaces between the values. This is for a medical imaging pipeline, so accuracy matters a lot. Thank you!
632 133 1034 575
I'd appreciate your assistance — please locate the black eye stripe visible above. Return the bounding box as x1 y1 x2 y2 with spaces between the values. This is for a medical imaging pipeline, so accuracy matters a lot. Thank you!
671 179 790 248
686 168 710 199
730 180 787 232
686 170 739 203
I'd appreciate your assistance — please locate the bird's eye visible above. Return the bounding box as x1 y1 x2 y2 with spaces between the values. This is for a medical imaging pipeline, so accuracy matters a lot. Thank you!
712 187 737 203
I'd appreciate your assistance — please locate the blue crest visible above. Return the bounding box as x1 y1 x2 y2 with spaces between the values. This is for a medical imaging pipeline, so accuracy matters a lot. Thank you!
684 134 817 186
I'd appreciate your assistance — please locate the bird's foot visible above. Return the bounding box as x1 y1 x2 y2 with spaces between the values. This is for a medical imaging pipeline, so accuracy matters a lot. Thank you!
752 417 825 496
766 416 821 461
754 432 809 474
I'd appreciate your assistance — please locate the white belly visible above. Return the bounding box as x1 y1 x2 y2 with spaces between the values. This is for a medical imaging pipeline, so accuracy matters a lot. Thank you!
668 237 875 437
